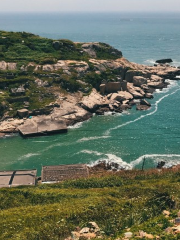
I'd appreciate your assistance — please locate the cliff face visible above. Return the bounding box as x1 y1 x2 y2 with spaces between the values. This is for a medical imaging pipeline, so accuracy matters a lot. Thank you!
0 30 180 136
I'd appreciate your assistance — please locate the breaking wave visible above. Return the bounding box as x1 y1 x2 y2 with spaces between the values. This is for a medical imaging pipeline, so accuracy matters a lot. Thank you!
88 153 132 170
131 154 180 168
68 122 83 129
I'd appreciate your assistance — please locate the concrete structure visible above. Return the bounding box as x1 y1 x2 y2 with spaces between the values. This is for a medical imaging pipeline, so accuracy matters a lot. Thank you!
42 164 89 183
0 169 37 188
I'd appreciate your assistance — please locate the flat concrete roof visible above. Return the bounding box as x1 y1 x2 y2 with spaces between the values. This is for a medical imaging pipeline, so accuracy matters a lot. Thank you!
42 164 89 183
0 170 37 188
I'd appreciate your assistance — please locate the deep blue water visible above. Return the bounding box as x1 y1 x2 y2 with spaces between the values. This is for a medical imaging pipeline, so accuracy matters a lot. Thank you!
0 12 180 174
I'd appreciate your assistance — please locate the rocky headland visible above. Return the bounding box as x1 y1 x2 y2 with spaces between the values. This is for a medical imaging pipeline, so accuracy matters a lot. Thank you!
0 31 180 137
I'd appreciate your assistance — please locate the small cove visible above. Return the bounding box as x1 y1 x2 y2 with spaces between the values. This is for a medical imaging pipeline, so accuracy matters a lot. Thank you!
0 12 180 174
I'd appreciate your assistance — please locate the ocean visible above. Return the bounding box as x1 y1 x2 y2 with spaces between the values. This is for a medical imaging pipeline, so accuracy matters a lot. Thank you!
0 12 180 174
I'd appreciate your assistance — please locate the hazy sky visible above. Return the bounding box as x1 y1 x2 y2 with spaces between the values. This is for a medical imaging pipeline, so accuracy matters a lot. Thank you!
1 0 180 12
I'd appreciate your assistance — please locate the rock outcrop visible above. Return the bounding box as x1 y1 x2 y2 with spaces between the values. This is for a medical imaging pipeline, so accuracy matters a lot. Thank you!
18 116 67 137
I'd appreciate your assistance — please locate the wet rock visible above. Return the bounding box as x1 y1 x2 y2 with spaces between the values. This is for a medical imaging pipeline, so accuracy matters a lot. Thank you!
140 99 151 107
121 104 131 110
156 58 173 64
157 161 166 169
96 107 110 115
145 93 153 99
136 104 150 111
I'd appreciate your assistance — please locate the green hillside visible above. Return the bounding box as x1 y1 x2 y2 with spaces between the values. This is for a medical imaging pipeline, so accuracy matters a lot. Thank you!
0 169 180 239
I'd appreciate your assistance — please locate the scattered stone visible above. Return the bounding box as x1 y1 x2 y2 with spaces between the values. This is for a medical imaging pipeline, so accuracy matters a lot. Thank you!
163 210 170 216
124 232 133 238
79 228 90 234
145 233 154 239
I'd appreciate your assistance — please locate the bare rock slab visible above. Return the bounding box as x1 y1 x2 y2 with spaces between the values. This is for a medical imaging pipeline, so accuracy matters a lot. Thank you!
18 115 67 137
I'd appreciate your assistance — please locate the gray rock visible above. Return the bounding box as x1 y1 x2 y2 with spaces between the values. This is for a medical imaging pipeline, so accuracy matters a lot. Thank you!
79 227 90 234
125 70 141 83
124 232 133 238
145 93 153 99
17 109 29 119
18 116 67 137
140 99 151 107
156 58 173 64
136 104 150 111
133 76 147 87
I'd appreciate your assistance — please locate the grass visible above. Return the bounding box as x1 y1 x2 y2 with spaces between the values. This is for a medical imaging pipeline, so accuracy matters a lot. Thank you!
0 30 124 116
0 31 122 64
0 169 180 239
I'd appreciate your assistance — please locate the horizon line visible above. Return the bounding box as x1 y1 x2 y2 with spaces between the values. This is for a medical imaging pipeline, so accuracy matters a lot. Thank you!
0 10 180 13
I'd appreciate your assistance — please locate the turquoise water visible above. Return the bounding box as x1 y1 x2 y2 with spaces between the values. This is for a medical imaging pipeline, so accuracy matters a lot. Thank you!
0 12 180 174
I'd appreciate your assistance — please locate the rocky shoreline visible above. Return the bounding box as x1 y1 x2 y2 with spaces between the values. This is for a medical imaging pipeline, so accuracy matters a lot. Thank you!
0 57 180 138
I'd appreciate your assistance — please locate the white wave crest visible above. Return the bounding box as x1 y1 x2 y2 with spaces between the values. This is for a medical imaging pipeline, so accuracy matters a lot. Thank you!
131 154 180 168
144 59 156 66
105 87 180 135
68 122 83 129
18 153 40 161
88 153 132 170
77 135 110 143
81 150 103 156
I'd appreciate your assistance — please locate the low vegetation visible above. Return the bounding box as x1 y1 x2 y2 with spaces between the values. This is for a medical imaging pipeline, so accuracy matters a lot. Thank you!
0 30 123 118
0 168 180 239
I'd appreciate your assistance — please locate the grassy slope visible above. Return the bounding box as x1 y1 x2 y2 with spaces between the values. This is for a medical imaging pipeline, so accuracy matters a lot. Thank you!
0 169 180 239
0 31 123 117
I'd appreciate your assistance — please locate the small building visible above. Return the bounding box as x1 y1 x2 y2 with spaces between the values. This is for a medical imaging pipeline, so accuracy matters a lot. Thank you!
41 164 89 183
0 169 37 188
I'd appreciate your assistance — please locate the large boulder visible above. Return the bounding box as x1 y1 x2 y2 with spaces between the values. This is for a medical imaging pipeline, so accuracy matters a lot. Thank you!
105 82 121 93
156 58 173 64
150 75 164 82
80 89 108 112
127 83 145 98
125 70 142 83
133 76 147 87
110 91 133 102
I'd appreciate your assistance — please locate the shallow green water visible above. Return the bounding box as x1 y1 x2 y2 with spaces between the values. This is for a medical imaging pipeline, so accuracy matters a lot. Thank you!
1 12 180 175
1 80 180 175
